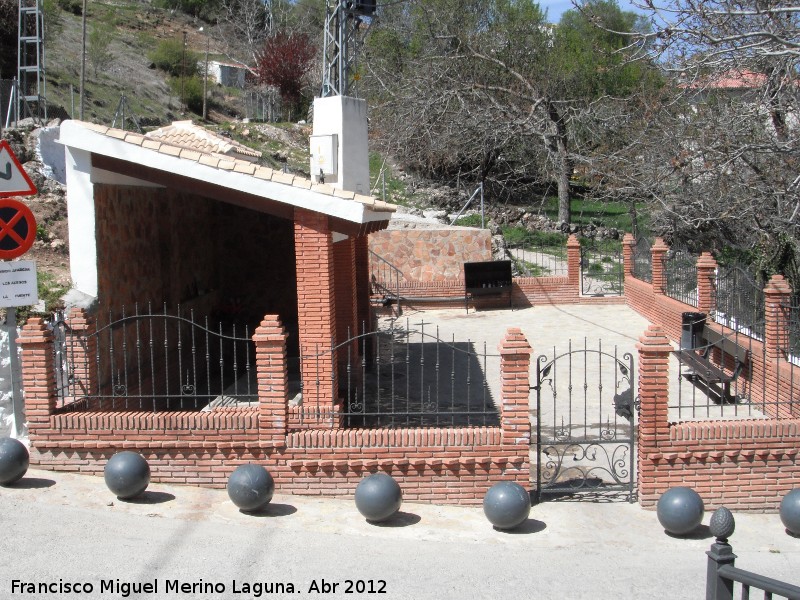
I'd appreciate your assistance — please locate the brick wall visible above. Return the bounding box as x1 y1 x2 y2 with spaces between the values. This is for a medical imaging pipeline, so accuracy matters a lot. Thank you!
95 184 297 334
21 316 531 506
636 326 800 510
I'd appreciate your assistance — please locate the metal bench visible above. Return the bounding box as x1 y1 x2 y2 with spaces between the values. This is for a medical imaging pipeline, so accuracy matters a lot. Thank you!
675 325 750 403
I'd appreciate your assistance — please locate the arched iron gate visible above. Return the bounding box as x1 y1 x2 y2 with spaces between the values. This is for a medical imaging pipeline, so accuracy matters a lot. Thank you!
533 340 636 501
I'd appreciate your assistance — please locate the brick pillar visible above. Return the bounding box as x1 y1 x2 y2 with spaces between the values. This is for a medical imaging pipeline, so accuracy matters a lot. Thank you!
354 235 372 338
17 318 56 437
67 307 98 396
567 234 581 293
333 237 358 375
651 237 669 295
294 208 339 427
253 315 288 445
636 325 673 506
695 252 717 316
622 233 635 278
498 328 532 486
764 274 792 361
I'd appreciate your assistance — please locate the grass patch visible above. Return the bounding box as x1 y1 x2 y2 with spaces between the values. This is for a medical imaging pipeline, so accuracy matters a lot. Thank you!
540 197 642 232
453 213 484 227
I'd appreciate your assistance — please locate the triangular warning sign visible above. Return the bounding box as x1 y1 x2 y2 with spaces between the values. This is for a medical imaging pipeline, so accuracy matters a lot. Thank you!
0 140 37 198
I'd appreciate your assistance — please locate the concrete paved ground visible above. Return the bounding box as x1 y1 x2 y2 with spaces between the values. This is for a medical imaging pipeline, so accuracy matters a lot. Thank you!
1 468 798 600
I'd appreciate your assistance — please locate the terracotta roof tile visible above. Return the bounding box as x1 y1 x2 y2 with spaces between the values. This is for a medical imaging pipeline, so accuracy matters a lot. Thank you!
146 120 262 161
71 120 395 216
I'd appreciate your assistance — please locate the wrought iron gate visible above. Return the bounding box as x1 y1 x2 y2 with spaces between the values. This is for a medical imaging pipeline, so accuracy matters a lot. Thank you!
533 340 636 501
580 240 623 296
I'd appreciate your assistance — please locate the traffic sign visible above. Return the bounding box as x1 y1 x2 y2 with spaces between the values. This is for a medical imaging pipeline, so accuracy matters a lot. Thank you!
0 198 37 259
0 259 38 308
0 140 37 198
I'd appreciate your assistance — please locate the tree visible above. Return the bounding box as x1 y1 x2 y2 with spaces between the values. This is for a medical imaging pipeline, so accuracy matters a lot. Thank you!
608 0 800 279
253 31 317 116
363 0 654 222
88 22 114 78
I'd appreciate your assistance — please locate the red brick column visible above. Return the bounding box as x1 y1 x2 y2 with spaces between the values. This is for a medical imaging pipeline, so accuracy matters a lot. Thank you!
294 208 339 426
67 307 98 396
695 252 717 316
499 328 532 448
354 235 372 338
253 315 288 445
764 274 792 361
17 318 56 436
566 234 581 293
651 238 669 295
333 237 359 375
622 233 635 278
636 325 673 505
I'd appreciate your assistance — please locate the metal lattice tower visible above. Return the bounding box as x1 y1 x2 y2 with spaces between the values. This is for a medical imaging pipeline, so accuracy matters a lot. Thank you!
321 0 375 97
17 0 47 122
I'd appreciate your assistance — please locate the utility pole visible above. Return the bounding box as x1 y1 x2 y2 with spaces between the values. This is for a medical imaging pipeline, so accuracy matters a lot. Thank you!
321 0 375 98
199 27 209 121
79 0 87 119
180 31 187 114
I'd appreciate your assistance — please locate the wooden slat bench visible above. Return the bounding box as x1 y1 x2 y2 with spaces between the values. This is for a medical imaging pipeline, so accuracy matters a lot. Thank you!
675 326 750 403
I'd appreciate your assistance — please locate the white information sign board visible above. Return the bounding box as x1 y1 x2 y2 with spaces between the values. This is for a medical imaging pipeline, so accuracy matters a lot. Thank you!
0 260 38 307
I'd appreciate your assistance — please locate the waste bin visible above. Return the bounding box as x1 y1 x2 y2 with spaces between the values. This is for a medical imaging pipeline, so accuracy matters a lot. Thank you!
681 312 706 349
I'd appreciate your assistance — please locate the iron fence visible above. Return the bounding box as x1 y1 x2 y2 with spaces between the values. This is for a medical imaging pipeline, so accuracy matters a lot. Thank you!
296 319 501 428
670 324 800 421
663 249 698 306
53 305 256 412
507 240 568 277
714 263 765 340
706 510 800 600
631 237 652 283
369 250 403 313
783 296 800 364
580 240 624 296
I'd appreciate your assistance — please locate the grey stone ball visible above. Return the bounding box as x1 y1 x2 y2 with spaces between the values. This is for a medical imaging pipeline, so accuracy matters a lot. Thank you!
780 489 800 536
354 473 402 522
227 464 275 512
483 481 531 530
657 486 704 535
104 451 150 499
0 437 29 485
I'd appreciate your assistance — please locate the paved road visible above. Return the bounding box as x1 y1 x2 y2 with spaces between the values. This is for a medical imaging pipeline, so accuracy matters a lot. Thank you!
1 468 799 600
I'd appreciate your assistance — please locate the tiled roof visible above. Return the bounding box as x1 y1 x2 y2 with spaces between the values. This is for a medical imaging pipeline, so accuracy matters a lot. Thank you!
146 120 263 161
681 70 768 90
75 120 395 214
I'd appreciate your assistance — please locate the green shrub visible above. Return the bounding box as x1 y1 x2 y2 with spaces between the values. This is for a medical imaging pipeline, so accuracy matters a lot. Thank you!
150 38 199 78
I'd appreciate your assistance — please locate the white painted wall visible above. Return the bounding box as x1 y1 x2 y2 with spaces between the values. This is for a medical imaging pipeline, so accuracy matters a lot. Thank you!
63 146 98 299
310 96 370 195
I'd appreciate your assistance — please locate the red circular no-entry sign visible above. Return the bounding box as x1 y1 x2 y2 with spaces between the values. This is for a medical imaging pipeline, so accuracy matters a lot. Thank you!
0 198 36 260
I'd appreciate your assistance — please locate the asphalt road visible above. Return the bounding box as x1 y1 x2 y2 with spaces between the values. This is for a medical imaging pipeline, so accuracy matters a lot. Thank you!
1 469 799 600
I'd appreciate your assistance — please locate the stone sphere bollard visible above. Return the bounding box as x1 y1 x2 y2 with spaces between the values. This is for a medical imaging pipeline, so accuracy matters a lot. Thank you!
104 451 150 499
657 486 704 535
483 481 531 530
0 437 29 485
227 464 275 512
354 473 402 522
780 489 800 536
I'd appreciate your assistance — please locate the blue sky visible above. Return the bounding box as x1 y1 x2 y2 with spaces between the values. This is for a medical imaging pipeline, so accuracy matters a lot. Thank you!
541 0 643 23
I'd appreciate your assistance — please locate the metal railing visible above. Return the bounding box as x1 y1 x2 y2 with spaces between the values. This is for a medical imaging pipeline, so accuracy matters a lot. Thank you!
369 250 403 314
297 318 501 428
714 263 765 341
53 305 256 412
631 237 652 283
507 241 568 277
783 296 800 364
663 249 698 306
706 508 800 600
